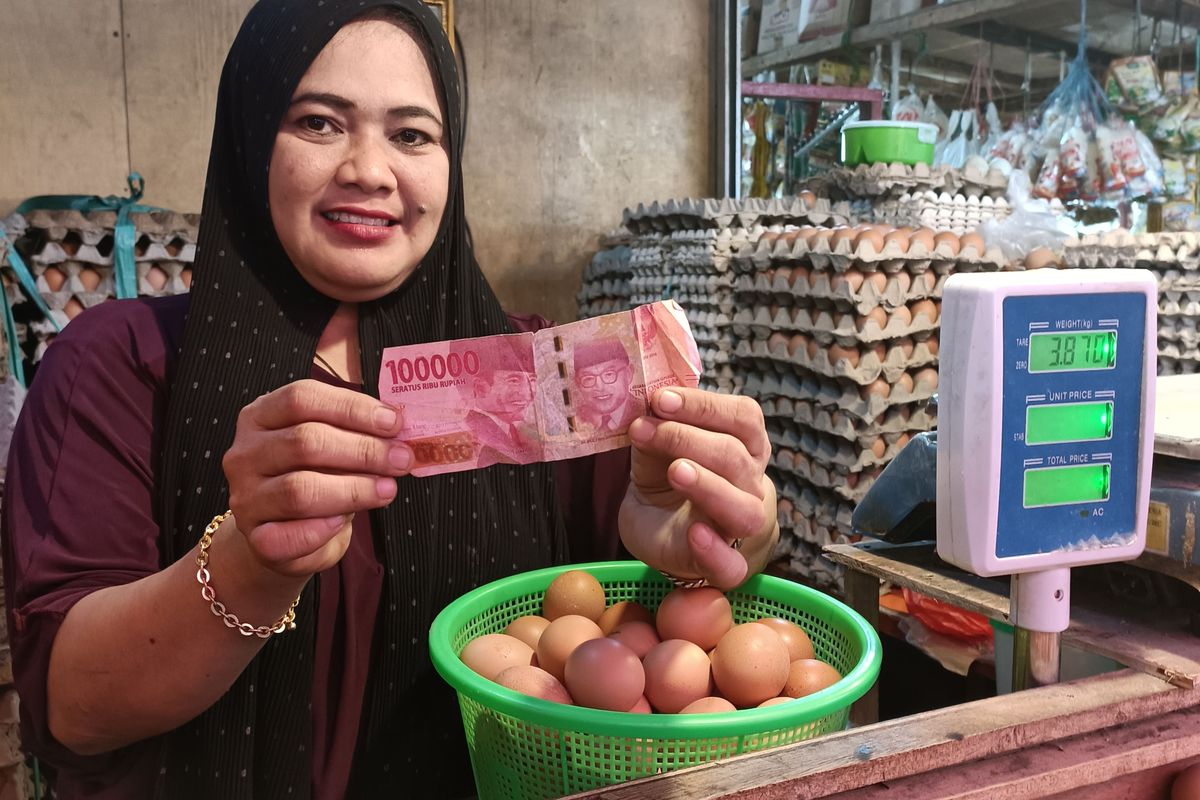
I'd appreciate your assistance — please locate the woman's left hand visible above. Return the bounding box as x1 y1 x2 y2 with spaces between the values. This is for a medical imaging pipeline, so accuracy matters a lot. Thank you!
618 387 779 590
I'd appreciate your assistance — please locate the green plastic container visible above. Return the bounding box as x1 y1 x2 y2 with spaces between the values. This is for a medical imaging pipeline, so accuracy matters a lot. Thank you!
430 561 882 800
841 121 939 166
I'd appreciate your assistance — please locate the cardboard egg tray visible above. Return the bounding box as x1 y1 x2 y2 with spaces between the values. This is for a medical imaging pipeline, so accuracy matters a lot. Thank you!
743 228 1007 275
733 265 946 316
768 448 882 503
812 162 1008 200
732 299 941 348
872 191 1014 235
621 196 851 235
1062 232 1200 372
21 208 199 266
767 417 918 473
760 395 936 448
740 362 937 425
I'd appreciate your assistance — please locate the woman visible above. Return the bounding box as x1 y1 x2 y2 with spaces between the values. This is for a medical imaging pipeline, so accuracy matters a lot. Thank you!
1 2 779 798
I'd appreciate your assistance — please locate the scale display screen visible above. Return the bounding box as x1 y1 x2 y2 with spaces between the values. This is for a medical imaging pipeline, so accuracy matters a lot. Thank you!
1025 401 1114 445
1023 464 1112 508
1028 331 1116 373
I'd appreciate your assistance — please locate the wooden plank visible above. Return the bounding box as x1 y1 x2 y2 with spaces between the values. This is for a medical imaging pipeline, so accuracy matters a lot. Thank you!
824 542 1200 689
843 568 880 725
822 704 1200 799
741 0 1046 75
567 670 1196 799
1154 375 1200 460
0 0 128 212
121 0 255 213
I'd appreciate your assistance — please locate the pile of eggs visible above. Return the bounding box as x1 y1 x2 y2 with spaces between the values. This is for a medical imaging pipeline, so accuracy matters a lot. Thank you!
460 570 842 714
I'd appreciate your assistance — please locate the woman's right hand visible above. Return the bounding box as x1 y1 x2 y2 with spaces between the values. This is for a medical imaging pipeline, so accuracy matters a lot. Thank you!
222 379 410 578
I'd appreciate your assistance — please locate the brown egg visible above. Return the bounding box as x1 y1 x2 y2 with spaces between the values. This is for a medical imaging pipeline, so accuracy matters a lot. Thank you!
911 299 939 324
598 601 654 635
862 307 888 333
893 270 913 295
959 232 985 257
767 331 790 354
609 620 661 659
495 664 573 704
565 638 646 711
909 228 936 253
926 336 940 356
867 271 888 293
827 343 861 368
757 697 795 708
859 378 891 401
855 228 886 255
628 695 652 714
805 338 820 360
680 696 737 714
1171 762 1200 799
914 367 939 391
830 227 857 250
895 336 915 360
711 623 791 708
64 298 86 319
883 230 912 254
460 633 536 682
537 615 603 682
896 372 915 395
180 268 192 289
933 231 961 256
655 587 733 651
783 659 842 698
830 268 865 293
798 189 818 207
78 268 102 292
811 228 838 247
868 342 888 364
755 618 816 661
870 437 887 459
42 267 66 292
890 306 913 329
1025 246 1059 270
789 265 810 289
788 333 808 358
642 639 713 713
894 432 912 450
145 265 168 291
543 569 606 621
795 226 821 244
504 615 551 650
919 269 938 293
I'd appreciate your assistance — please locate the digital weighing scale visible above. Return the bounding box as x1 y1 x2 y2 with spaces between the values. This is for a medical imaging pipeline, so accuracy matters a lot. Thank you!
854 268 1158 690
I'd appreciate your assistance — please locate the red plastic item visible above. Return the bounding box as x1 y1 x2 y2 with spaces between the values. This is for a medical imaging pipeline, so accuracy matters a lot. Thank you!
901 588 993 642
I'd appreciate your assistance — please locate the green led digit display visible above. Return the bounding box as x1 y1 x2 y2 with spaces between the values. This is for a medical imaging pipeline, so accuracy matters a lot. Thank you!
1023 464 1111 508
1025 402 1114 445
1028 331 1116 372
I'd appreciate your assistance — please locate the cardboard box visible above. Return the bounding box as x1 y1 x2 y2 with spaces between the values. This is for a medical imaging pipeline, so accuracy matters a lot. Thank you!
741 0 762 59
757 0 869 55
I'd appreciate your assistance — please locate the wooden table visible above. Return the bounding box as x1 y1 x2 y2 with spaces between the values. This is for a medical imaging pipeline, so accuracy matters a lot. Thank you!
567 541 1200 799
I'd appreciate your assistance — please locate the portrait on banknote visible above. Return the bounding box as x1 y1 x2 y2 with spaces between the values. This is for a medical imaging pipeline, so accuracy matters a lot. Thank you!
570 338 639 436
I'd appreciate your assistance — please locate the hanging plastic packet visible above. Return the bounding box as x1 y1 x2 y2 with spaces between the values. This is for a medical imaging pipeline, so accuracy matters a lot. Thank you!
1035 146 1063 198
923 95 950 140
892 86 924 122
1095 123 1130 193
1058 116 1090 179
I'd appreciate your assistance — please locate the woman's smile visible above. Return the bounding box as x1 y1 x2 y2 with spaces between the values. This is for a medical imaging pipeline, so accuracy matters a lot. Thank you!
319 206 401 243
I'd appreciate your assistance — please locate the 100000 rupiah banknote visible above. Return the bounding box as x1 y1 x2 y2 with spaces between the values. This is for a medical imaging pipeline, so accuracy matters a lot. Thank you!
378 301 702 477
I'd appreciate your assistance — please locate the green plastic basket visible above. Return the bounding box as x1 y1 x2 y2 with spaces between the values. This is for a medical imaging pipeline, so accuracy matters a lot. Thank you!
430 561 881 800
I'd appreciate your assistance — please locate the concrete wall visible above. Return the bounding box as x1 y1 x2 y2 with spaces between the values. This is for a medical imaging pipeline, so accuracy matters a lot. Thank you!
0 0 712 322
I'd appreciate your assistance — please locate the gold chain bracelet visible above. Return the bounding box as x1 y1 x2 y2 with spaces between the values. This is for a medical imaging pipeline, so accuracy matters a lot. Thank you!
196 510 300 638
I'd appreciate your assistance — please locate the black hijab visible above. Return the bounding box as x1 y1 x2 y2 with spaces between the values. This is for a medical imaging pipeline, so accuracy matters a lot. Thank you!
155 2 565 797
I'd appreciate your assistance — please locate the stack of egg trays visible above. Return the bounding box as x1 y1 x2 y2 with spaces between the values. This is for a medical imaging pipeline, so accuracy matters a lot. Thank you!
577 229 634 320
729 226 1008 587
622 197 851 394
1064 232 1200 375
6 208 198 366
818 161 1008 200
873 191 1013 235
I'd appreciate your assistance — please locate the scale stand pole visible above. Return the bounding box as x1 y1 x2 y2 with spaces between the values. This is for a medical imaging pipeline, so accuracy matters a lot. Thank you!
1009 568 1070 691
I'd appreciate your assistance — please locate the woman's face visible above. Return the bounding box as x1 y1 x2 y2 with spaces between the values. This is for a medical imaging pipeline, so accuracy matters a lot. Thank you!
268 18 450 303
